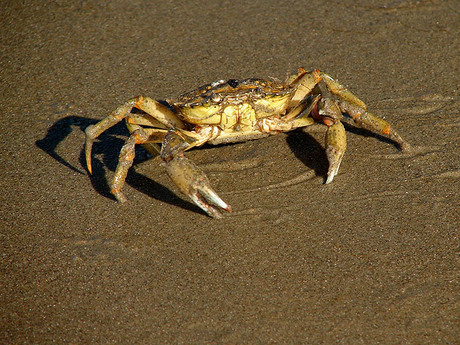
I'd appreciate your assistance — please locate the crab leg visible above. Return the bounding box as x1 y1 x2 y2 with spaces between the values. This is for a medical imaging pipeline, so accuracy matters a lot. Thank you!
320 72 367 110
289 70 322 108
85 98 137 174
161 130 231 218
320 72 411 152
85 96 184 174
314 98 348 184
338 101 411 152
125 120 162 157
111 128 168 202
283 94 321 122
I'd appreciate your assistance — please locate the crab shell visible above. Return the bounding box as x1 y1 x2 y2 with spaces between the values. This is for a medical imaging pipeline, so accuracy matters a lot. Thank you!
172 78 294 131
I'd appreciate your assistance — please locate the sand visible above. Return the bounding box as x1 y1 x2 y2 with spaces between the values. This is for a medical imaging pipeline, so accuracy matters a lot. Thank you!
1 0 459 343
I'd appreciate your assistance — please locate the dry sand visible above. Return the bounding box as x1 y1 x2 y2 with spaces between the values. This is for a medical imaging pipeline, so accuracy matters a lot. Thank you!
1 0 459 343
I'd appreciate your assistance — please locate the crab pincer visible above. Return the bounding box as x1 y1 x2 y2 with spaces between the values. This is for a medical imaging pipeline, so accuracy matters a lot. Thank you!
164 155 232 218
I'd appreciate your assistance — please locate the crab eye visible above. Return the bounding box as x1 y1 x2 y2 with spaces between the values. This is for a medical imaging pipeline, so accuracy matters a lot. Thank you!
227 79 239 88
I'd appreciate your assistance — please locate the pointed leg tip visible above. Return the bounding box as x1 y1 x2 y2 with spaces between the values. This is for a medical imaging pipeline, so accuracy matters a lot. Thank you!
197 185 232 214
112 189 127 203
325 168 338 184
85 156 93 175
85 155 93 174
325 162 340 184
85 141 94 175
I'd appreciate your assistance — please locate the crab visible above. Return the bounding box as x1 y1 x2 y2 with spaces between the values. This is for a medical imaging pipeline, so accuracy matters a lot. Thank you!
85 68 410 218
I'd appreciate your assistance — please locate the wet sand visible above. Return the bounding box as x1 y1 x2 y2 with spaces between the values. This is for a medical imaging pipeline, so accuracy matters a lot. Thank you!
1 1 459 343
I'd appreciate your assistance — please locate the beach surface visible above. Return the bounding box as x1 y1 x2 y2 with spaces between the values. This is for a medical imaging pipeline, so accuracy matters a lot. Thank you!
1 1 459 343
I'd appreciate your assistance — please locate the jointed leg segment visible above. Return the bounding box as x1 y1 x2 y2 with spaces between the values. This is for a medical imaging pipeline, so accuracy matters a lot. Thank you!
85 98 137 174
111 127 167 203
337 101 411 152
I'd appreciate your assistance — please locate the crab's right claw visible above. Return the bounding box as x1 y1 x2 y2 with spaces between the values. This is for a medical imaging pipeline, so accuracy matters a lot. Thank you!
164 155 232 218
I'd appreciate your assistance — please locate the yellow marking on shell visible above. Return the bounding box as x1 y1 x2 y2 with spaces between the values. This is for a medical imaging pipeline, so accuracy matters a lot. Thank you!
253 94 290 118
221 105 237 128
180 103 221 125
238 103 256 127
220 103 256 130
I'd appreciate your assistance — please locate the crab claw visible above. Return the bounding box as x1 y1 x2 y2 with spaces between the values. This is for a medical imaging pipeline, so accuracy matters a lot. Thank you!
164 155 231 218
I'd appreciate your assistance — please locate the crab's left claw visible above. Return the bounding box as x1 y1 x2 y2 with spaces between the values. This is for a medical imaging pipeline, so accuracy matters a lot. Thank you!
164 155 231 218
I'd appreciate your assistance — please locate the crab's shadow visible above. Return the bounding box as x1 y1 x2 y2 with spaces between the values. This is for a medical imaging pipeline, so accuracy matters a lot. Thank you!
35 115 206 215
285 129 329 180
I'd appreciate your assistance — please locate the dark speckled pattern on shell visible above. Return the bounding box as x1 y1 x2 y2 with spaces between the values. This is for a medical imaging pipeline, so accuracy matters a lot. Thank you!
173 78 292 108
